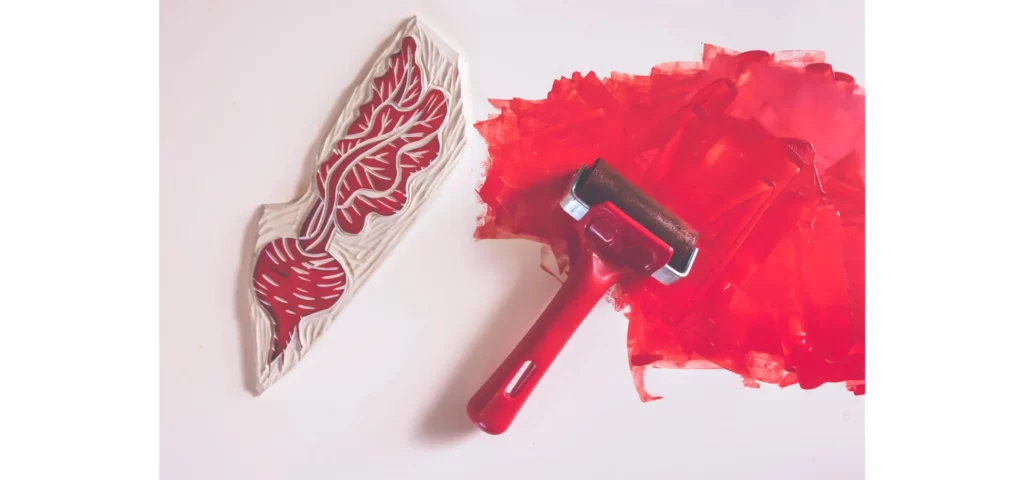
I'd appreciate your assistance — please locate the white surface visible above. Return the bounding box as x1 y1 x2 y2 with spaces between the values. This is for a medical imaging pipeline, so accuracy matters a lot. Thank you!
160 1 865 479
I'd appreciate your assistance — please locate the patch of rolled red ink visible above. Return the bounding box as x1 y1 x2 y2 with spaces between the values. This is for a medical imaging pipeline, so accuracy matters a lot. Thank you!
474 44 864 399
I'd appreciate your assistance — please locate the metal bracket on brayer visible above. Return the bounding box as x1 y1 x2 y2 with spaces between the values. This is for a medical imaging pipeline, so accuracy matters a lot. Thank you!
559 163 698 286
559 164 593 221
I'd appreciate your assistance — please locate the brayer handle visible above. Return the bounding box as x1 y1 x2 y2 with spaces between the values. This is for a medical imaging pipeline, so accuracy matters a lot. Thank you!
466 251 618 435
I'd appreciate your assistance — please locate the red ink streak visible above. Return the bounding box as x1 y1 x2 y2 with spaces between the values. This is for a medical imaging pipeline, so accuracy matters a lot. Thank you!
474 44 864 398
252 37 448 362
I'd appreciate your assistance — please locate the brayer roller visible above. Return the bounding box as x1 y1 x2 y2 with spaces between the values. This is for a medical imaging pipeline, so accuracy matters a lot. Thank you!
467 158 700 434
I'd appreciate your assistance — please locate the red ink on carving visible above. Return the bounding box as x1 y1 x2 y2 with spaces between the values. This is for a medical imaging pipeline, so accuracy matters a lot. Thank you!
253 238 346 358
474 45 864 397
253 36 449 362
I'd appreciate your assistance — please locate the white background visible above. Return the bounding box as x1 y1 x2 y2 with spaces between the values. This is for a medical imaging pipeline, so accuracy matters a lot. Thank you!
160 1 865 479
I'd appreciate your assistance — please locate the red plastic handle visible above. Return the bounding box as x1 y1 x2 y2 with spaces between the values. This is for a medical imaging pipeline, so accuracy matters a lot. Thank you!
467 202 673 434
466 250 620 434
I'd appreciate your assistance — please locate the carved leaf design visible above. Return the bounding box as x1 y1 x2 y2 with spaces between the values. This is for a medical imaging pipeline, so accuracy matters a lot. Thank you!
311 37 449 237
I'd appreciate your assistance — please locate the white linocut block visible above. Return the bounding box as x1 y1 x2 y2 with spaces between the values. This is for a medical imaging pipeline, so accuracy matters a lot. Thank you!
248 17 468 393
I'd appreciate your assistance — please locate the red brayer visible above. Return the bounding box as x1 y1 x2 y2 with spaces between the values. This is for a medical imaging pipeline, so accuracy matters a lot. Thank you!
467 159 700 434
